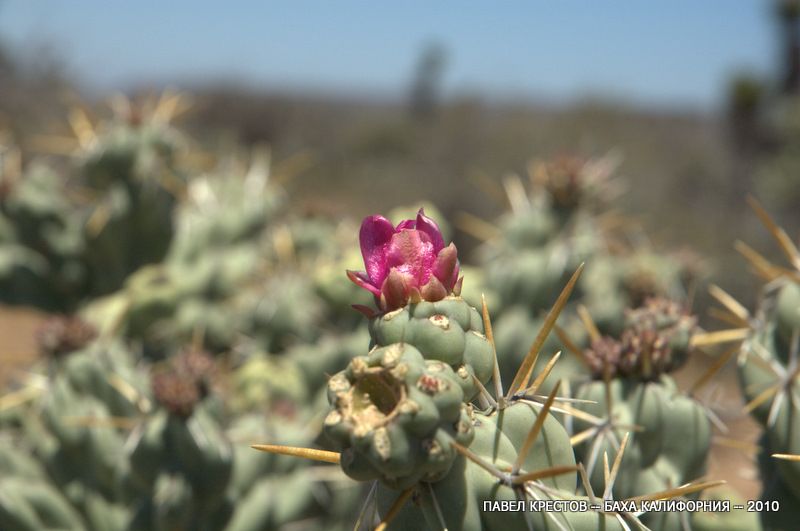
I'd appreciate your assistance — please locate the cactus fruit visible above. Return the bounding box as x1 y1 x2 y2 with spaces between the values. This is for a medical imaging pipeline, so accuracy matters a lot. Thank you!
367 298 494 401
252 209 725 531
323 343 475 489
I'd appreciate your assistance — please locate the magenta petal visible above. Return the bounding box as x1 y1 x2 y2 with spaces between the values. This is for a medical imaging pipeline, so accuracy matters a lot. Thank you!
395 219 416 231
414 208 445 253
432 243 459 290
346 270 381 296
359 215 396 285
385 230 437 286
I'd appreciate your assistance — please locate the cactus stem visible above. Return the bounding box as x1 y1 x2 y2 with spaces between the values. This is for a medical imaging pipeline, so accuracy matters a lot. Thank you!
747 195 800 270
773 453 800 461
481 294 505 407
689 345 738 397
522 351 562 397
626 479 726 503
577 305 601 343
602 432 630 500
455 211 501 241
512 465 580 485
512 381 561 475
375 488 414 531
690 329 749 347
471 374 498 409
250 444 341 464
451 441 507 482
507 264 584 400
708 284 750 324
554 324 590 367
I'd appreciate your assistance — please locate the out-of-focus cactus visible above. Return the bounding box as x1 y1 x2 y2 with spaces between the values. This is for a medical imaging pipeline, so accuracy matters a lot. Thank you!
0 162 86 310
324 343 475 490
77 105 183 297
254 208 723 531
571 298 710 530
348 210 493 401
466 154 699 388
129 351 233 530
0 315 145 531
719 200 800 529
0 98 191 311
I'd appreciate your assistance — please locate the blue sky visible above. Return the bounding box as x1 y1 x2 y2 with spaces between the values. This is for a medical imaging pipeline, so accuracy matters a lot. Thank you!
0 1 774 109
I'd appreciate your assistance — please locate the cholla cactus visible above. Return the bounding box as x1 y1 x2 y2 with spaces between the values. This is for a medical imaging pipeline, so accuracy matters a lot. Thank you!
709 198 800 530
463 155 698 390
253 209 725 531
0 96 192 311
571 298 714 530
350 210 492 401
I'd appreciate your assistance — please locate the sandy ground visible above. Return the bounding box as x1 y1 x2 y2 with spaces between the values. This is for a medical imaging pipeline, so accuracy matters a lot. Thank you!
673 356 762 501
0 305 47 387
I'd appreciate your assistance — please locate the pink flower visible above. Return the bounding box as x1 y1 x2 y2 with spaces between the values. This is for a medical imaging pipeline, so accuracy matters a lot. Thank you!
347 208 461 311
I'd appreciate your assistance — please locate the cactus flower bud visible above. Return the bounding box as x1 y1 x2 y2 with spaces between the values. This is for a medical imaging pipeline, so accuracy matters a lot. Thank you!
348 208 461 311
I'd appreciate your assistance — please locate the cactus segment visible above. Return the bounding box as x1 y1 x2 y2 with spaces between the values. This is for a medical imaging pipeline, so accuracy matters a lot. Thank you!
324 343 475 489
368 297 494 400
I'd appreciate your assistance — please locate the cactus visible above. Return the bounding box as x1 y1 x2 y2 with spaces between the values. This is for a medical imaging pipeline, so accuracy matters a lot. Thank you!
367 299 494 401
714 200 800 529
570 298 712 530
253 209 724 531
466 155 698 391
0 99 191 311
